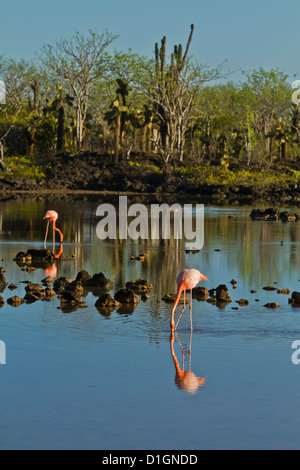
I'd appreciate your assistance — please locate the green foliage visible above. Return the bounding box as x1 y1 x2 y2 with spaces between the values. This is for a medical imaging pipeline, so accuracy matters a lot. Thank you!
176 164 300 191
4 155 49 179
0 32 299 176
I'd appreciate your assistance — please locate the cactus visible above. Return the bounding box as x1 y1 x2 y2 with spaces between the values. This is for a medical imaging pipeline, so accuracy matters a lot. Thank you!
153 25 195 164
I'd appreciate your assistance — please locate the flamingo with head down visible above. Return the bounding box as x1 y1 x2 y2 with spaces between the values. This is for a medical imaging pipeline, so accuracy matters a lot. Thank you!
44 210 63 249
171 268 208 332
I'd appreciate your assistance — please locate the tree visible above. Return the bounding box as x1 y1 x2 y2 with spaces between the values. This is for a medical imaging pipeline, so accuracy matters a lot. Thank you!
0 57 35 168
240 68 291 159
149 25 224 172
41 30 118 151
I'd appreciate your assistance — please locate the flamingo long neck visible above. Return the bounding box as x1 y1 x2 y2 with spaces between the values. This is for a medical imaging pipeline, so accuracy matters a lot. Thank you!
53 220 63 242
171 286 184 330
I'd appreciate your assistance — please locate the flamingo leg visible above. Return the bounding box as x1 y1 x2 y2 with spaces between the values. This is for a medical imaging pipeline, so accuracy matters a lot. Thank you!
175 290 187 330
53 221 55 253
44 220 50 248
189 289 193 332
188 329 192 369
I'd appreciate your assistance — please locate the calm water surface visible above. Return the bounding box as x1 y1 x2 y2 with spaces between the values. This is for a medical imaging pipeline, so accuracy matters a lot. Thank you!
0 196 300 450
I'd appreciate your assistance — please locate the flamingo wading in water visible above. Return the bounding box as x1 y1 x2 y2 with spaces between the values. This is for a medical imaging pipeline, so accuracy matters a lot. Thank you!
171 269 208 332
44 210 64 249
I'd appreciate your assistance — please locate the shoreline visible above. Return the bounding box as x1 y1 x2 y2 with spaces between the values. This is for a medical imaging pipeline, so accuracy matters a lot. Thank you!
2 153 300 206
0 187 300 208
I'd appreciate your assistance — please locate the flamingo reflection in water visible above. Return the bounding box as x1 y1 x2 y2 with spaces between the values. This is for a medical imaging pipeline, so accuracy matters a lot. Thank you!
44 244 64 278
170 332 206 394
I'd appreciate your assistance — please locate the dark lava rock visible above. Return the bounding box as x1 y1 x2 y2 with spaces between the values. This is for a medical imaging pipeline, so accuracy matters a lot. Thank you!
67 281 84 295
26 249 55 264
114 289 140 305
24 292 44 303
42 276 53 286
43 288 56 301
289 292 300 306
8 284 18 291
236 299 249 306
141 293 150 302
125 279 153 293
162 293 188 304
95 293 120 309
280 212 298 222
0 274 8 286
75 270 92 284
264 303 279 309
84 272 114 290
58 291 83 306
53 277 72 292
250 208 298 222
0 296 5 305
14 252 27 261
25 283 43 293
22 266 36 273
7 296 26 307
250 208 279 221
192 287 209 300
277 289 290 295
216 284 231 303
263 286 277 291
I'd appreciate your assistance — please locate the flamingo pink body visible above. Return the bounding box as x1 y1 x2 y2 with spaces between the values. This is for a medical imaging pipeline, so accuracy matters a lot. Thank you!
44 210 64 246
171 269 208 331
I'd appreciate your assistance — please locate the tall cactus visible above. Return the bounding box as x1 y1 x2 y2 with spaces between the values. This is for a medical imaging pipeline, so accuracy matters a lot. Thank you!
154 25 195 166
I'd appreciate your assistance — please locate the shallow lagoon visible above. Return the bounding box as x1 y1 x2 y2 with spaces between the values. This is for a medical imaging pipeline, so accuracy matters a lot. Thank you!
0 197 300 450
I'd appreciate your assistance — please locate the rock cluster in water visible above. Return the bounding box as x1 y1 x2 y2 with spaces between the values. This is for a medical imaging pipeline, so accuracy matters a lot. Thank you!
1 254 156 316
1 247 300 318
250 208 298 222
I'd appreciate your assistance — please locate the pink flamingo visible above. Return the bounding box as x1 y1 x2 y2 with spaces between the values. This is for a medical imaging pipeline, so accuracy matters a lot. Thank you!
44 210 64 249
171 269 208 331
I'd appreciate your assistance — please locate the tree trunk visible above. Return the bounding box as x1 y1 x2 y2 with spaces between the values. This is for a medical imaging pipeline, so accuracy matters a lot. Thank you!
178 119 184 162
0 141 5 172
57 90 65 153
246 125 252 166
280 140 287 161
76 106 83 151
146 120 153 153
140 125 147 153
113 114 121 163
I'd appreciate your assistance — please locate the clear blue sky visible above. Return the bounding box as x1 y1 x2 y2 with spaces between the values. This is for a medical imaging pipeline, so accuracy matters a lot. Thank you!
0 0 299 82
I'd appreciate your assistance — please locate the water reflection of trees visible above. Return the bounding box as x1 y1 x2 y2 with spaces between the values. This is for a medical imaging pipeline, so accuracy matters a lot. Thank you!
1 199 300 296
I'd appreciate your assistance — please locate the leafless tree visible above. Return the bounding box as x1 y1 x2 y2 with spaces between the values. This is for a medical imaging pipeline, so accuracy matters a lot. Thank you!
41 30 118 151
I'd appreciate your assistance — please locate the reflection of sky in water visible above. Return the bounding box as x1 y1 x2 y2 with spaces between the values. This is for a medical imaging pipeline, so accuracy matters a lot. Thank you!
0 198 300 449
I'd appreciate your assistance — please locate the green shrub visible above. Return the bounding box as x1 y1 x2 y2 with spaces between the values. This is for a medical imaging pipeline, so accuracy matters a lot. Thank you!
4 155 49 179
